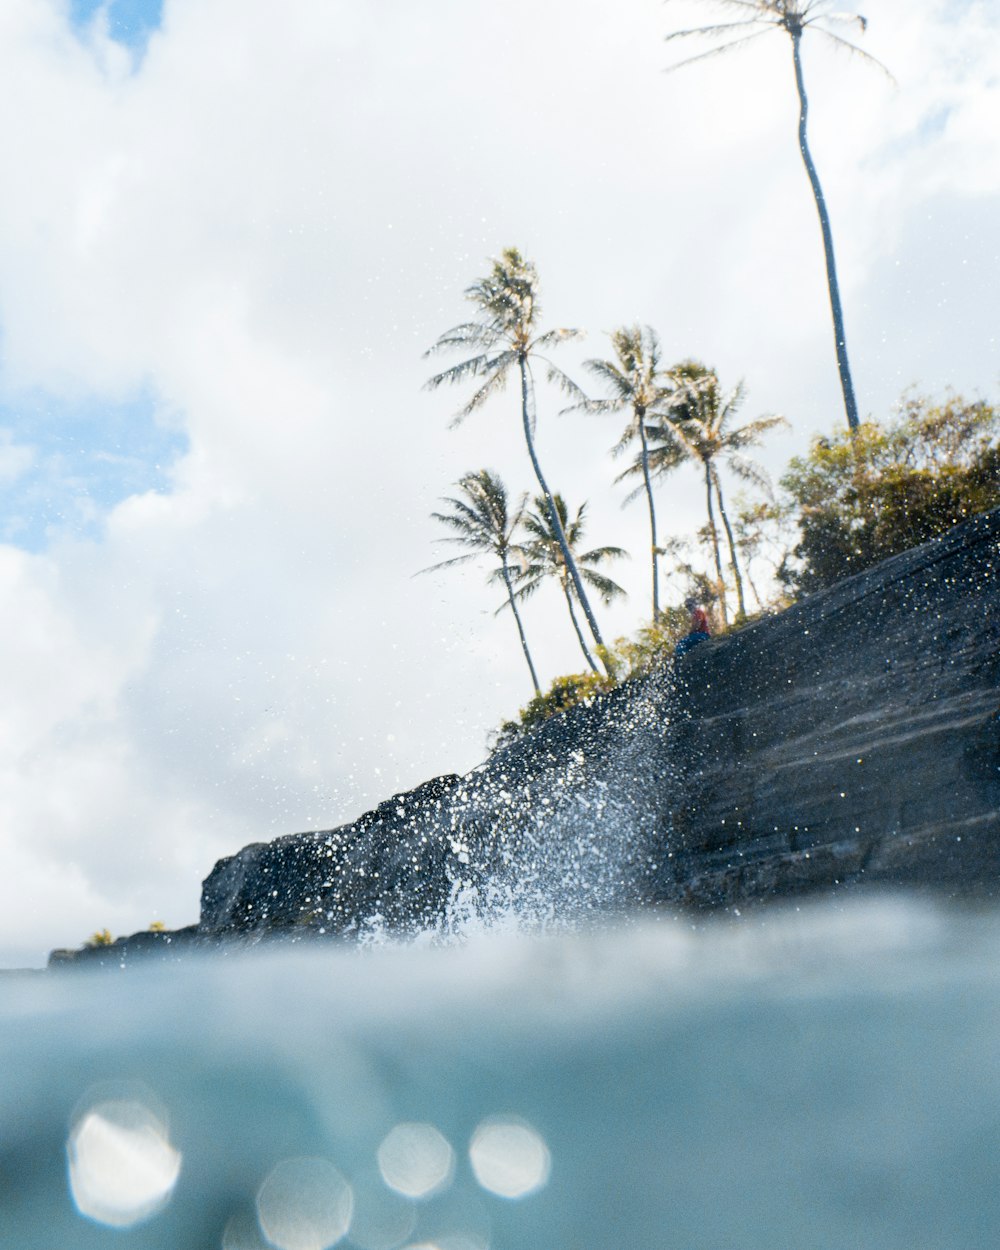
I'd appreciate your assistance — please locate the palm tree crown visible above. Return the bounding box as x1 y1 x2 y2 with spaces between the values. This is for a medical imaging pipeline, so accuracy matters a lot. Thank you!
420 468 541 695
664 1 891 434
517 494 628 673
566 324 679 618
639 364 787 621
425 248 613 669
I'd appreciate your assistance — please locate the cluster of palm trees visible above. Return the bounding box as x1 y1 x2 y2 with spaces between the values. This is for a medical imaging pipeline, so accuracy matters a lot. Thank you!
422 249 786 694
421 1 886 692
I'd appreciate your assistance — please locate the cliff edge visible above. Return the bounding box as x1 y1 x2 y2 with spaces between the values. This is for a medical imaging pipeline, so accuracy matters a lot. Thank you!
52 507 1000 966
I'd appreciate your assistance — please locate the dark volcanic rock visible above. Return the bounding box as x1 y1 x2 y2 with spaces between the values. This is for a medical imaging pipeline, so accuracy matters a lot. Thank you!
661 506 1000 906
195 673 674 941
50 507 1000 965
199 774 465 936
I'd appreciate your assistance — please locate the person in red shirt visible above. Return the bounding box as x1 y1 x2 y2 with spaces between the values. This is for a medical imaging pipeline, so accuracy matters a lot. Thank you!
674 597 713 658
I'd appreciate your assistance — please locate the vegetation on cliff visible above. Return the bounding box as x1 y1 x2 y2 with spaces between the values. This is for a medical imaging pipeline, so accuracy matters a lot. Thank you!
422 247 997 745
780 393 1000 592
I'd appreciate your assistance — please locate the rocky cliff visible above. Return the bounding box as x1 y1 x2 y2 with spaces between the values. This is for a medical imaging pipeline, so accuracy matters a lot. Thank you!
663 506 1000 904
52 507 1000 966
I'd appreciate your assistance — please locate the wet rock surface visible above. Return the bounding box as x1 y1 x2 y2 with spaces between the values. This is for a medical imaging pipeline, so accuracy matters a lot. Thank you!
53 508 1000 966
663 506 1000 907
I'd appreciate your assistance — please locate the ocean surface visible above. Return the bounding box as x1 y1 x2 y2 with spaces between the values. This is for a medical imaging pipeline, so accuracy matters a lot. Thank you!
3 896 1000 1249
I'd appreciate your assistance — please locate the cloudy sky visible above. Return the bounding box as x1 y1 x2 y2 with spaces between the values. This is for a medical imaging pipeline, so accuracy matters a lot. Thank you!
0 0 996 965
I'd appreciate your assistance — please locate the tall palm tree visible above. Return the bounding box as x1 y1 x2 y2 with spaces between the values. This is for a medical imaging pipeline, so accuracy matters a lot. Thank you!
664 1 891 434
516 494 628 673
638 364 787 623
424 248 612 671
564 325 682 620
419 469 542 696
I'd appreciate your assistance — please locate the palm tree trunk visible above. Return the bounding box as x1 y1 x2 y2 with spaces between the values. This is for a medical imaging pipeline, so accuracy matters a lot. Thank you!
501 557 542 695
703 459 728 625
638 412 660 619
519 355 610 669
791 31 860 434
563 581 599 673
745 567 763 610
712 467 746 620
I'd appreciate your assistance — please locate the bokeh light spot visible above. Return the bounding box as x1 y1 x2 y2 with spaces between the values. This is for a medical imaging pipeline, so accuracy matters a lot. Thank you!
67 1096 182 1228
256 1157 353 1250
377 1122 454 1199
468 1118 550 1199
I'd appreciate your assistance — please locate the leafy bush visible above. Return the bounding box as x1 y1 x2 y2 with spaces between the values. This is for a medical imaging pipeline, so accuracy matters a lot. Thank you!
780 393 1000 593
491 608 691 746
85 928 113 948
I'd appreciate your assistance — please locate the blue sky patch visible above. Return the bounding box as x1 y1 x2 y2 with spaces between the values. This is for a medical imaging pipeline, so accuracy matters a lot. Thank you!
0 388 187 551
69 0 164 53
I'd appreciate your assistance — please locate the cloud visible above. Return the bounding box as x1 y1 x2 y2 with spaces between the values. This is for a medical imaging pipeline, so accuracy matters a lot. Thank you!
0 0 996 964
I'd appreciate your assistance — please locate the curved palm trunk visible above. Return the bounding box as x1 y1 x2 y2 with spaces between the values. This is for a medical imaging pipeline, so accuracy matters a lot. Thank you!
703 459 728 625
518 356 610 670
791 31 860 434
638 412 660 619
712 467 747 620
501 557 542 695
562 580 600 673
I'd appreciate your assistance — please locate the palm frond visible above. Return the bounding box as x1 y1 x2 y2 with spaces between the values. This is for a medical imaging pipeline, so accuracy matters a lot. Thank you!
664 18 767 44
581 358 632 402
539 359 588 402
663 0 771 13
723 451 775 497
510 574 548 603
579 545 630 565
811 27 896 80
424 353 494 391
724 414 789 449
429 503 483 534
616 473 657 506
580 569 628 604
610 422 639 459
415 551 480 575
531 327 584 351
664 28 773 72
446 357 516 426
561 394 617 418
423 322 502 357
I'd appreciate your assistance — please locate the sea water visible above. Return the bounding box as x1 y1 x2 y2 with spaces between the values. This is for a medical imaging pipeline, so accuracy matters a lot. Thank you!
2 896 1000 1249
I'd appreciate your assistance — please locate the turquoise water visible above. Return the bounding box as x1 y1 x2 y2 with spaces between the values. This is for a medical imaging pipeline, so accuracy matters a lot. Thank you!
3 898 999 1249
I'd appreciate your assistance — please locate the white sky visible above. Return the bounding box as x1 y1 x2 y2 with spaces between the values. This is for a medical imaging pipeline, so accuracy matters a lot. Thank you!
0 0 997 965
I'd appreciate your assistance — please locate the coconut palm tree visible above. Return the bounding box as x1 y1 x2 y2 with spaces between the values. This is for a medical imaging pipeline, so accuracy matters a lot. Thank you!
516 493 628 673
424 248 612 670
563 325 683 620
419 469 542 696
664 1 891 434
637 364 787 623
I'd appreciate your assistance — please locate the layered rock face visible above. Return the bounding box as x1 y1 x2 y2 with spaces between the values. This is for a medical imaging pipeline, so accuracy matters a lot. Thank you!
664 507 1000 904
52 508 1000 965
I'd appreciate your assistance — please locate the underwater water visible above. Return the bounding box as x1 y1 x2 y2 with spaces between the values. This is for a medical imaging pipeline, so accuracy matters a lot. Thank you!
3 897 1000 1249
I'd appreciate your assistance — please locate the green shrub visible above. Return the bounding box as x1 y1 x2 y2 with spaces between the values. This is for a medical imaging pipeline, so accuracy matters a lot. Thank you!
492 609 692 747
780 393 1000 594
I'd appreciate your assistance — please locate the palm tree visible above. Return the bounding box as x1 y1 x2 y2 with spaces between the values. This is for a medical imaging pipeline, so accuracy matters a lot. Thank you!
564 325 682 620
516 493 628 673
664 1 891 434
424 248 612 671
419 469 542 696
638 364 787 623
